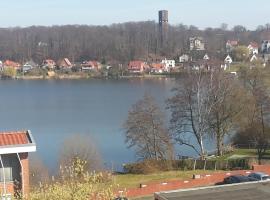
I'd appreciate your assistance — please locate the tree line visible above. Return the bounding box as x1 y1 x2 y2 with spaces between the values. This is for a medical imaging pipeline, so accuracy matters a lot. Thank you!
124 67 270 163
1 23 270 64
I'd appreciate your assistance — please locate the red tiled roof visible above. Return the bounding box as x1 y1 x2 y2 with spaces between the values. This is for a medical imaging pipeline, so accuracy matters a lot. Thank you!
64 58 72 66
151 63 165 70
227 40 238 46
128 61 147 70
4 60 21 68
0 131 29 146
249 42 259 48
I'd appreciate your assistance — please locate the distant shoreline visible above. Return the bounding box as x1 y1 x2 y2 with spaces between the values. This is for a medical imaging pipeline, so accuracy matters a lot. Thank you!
2 74 174 80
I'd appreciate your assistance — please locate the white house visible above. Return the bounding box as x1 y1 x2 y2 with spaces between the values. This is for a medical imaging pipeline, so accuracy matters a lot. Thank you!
203 54 210 60
179 54 190 63
189 37 205 51
223 55 233 70
161 59 175 72
224 55 233 64
261 40 270 54
0 61 3 71
247 42 259 55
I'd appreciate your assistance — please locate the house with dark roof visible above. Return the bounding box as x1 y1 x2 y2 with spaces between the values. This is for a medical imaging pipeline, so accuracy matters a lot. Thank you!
0 130 36 198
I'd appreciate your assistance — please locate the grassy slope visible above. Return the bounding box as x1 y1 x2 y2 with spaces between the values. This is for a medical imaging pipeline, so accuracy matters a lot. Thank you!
113 170 221 189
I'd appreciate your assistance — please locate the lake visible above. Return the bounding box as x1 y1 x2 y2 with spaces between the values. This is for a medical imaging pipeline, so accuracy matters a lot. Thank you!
0 78 214 172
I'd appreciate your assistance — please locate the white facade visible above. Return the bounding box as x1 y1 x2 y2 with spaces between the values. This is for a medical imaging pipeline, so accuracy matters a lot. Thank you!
248 44 258 55
224 55 233 64
190 37 205 51
0 61 3 71
161 59 175 72
203 54 210 60
261 40 270 54
179 54 189 63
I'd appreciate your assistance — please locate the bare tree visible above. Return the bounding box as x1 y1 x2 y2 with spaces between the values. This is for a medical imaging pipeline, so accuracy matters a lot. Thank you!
124 94 172 160
168 71 213 159
241 69 270 163
29 154 49 186
58 134 103 172
207 70 246 156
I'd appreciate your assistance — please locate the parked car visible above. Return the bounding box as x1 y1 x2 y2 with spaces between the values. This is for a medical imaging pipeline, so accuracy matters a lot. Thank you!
248 172 270 181
223 175 258 184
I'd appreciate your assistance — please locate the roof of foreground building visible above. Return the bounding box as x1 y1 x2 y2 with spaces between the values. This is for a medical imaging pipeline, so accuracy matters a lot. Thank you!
154 181 270 200
0 130 36 154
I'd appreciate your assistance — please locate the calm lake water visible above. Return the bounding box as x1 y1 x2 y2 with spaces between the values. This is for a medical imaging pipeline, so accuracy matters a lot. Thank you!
0 79 214 172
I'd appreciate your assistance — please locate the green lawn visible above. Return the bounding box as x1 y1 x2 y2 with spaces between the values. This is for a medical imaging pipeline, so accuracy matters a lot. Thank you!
113 170 221 189
131 195 153 200
209 148 270 161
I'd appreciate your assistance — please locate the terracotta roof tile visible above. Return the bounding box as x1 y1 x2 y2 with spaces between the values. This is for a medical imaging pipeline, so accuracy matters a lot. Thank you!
0 131 29 146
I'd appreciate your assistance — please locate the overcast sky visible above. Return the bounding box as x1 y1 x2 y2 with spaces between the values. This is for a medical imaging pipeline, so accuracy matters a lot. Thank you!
0 0 269 30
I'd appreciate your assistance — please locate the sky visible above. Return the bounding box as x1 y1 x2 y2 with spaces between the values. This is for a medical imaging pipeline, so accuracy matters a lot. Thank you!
0 0 269 30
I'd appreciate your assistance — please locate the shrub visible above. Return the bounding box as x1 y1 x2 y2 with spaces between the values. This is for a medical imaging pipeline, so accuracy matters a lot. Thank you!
29 157 115 200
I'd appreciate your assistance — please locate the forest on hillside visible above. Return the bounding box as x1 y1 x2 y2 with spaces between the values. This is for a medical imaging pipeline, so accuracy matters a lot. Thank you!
0 22 270 64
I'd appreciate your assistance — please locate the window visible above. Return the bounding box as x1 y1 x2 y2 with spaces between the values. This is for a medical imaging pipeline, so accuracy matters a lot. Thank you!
0 167 13 182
